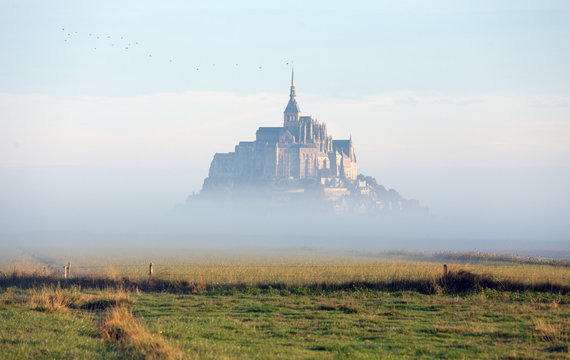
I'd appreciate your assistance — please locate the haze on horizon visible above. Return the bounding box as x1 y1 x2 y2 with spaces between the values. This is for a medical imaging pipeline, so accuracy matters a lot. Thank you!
0 1 569 254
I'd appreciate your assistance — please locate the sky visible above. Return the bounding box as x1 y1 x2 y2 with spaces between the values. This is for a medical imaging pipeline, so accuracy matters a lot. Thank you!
1 0 569 169
0 1 569 248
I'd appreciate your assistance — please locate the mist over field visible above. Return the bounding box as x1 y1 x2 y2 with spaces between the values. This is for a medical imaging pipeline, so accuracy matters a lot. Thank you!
0 166 568 256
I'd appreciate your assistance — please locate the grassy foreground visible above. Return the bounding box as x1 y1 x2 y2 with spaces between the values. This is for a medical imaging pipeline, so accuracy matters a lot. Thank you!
0 251 569 359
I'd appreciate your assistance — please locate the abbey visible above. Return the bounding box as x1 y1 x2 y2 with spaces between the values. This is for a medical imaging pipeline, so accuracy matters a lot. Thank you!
206 70 357 186
196 71 425 214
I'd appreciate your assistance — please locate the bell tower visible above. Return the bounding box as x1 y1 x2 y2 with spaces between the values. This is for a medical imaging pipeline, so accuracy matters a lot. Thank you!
283 67 301 126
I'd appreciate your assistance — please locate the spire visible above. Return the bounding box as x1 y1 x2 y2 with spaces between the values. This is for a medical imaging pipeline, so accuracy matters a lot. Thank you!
284 65 301 121
290 66 296 99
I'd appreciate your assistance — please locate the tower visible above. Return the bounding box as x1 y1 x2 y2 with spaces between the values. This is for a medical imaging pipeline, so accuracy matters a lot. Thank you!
283 67 301 126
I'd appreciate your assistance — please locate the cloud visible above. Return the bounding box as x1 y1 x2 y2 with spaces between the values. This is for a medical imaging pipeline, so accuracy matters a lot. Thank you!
1 90 569 168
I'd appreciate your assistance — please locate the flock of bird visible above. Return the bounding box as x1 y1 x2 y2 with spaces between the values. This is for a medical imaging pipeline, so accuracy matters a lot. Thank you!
61 27 291 71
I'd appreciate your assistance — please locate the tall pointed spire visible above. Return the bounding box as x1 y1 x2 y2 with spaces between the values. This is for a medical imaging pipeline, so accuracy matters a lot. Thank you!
284 64 301 126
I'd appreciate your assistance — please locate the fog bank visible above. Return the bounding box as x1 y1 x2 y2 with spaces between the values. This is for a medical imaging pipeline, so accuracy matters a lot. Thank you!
0 166 568 254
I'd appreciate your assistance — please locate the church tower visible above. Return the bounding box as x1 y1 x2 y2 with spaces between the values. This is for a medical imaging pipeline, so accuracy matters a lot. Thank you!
283 67 301 127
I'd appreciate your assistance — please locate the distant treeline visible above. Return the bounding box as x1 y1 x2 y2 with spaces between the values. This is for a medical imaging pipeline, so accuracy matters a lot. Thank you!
433 251 570 267
348 250 570 267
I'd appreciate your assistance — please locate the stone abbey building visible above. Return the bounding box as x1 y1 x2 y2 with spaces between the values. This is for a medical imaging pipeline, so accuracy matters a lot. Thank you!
196 71 424 214
206 70 357 187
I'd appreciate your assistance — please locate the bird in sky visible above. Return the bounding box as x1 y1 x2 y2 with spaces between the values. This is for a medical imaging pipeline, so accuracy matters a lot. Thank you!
59 26 294 75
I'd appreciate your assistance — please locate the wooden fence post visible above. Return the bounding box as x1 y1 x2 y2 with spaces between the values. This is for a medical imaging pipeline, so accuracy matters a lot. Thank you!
148 262 154 283
443 264 448 278
64 265 68 279
67 262 71 279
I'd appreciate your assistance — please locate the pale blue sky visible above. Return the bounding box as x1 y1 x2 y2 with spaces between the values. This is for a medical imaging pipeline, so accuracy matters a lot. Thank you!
1 0 569 97
0 0 569 169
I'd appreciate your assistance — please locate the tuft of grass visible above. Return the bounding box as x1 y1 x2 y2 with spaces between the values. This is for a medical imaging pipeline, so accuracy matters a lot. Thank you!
81 287 133 311
28 285 134 313
534 318 570 342
103 266 121 282
99 305 182 360
534 318 570 354
29 286 88 313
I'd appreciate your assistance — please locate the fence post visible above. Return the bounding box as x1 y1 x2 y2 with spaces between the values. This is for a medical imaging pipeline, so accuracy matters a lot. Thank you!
148 262 154 283
64 265 68 279
443 264 448 278
67 262 71 279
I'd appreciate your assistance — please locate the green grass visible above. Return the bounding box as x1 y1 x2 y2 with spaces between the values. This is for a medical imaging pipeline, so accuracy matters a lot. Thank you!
132 290 569 359
1 252 569 359
1 286 568 359
0 296 121 359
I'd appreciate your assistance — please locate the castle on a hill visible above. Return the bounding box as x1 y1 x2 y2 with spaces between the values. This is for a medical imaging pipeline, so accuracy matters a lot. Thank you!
198 70 424 214
206 69 357 187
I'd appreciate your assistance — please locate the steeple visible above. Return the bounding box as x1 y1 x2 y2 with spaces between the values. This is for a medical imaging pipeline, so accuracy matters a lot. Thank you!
290 67 296 99
284 66 301 126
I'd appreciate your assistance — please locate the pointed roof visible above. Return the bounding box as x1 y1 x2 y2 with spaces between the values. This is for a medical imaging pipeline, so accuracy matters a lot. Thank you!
284 67 301 114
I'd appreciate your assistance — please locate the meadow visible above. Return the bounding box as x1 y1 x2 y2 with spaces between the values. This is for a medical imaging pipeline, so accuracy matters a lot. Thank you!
0 249 568 359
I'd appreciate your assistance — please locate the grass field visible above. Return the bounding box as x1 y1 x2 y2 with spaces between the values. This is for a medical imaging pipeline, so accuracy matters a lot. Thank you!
0 250 569 359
